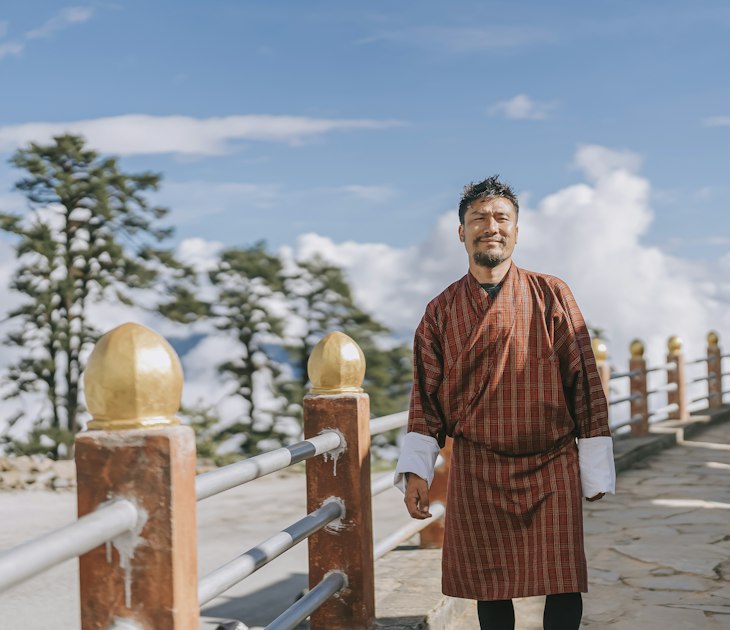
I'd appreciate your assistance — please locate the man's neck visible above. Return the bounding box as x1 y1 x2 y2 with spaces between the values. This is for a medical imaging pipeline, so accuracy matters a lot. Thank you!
468 258 512 284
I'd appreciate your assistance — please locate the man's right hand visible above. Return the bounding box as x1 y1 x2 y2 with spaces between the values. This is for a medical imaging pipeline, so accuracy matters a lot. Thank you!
404 473 432 519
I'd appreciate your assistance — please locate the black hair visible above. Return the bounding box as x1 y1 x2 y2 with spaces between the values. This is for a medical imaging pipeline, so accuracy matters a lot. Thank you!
458 175 519 224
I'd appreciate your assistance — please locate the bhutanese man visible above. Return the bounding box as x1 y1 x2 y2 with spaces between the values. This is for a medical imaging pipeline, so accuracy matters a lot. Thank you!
394 176 616 630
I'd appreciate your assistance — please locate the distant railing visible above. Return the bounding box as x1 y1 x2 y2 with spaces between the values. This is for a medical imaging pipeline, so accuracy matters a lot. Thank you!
0 323 728 629
593 331 728 435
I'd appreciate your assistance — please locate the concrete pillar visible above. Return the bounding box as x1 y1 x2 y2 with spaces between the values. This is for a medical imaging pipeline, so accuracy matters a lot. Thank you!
667 335 688 421
628 340 649 436
707 331 722 410
419 436 451 548
304 332 374 630
76 323 198 629
591 338 610 401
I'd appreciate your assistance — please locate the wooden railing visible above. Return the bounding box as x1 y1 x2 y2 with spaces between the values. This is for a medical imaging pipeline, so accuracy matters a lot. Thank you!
0 324 727 629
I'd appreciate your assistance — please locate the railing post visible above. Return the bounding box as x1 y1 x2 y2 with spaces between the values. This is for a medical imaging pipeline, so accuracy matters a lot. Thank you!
707 331 722 410
304 332 375 630
419 437 451 548
75 323 199 630
666 335 688 421
591 338 610 400
629 339 649 435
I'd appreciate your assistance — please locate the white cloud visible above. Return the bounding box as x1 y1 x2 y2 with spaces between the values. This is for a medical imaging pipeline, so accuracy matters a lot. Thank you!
0 114 403 156
295 145 730 381
360 26 553 54
488 94 555 120
25 6 94 40
0 41 23 60
328 185 396 203
702 116 730 127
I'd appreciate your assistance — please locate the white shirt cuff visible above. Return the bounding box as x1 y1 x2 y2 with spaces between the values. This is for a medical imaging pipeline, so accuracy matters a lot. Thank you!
578 436 616 497
394 432 440 494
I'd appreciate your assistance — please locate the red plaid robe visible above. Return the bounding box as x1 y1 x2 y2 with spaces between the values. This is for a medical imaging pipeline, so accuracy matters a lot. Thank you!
408 263 610 600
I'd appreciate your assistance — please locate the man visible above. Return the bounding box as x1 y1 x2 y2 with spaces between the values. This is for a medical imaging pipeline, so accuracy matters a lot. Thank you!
394 176 615 630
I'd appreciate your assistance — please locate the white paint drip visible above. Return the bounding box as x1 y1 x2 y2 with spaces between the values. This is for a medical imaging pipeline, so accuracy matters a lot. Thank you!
109 617 143 630
321 496 346 532
320 428 346 476
98 498 148 609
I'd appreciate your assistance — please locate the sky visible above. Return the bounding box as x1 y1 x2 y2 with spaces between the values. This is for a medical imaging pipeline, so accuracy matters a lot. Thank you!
1 1 729 430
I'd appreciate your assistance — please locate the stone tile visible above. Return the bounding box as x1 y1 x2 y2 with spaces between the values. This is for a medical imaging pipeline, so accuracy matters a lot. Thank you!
624 575 713 591
611 541 724 577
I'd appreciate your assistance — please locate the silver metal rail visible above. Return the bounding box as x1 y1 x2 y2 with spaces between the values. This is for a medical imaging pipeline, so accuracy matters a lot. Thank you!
686 357 709 365
265 571 347 630
0 499 138 593
646 362 677 374
373 502 446 561
196 432 343 501
648 403 679 419
610 414 644 431
690 394 709 404
609 369 641 380
198 501 345 606
369 411 408 436
371 471 395 497
608 393 641 406
647 382 678 396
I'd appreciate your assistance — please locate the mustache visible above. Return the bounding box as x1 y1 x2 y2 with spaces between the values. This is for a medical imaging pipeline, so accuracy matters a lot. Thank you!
474 236 506 245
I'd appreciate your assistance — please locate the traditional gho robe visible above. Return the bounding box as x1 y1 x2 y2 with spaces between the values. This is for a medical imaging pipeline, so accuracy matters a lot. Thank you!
395 263 615 601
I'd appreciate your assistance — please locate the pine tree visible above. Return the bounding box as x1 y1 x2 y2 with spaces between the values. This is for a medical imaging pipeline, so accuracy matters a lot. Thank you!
0 134 184 456
207 243 295 454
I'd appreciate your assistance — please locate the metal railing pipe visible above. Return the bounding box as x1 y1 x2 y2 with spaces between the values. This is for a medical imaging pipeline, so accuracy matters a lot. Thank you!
609 369 642 380
373 502 446 561
690 394 709 404
608 393 641 406
196 431 343 501
648 403 679 418
371 472 395 497
646 362 677 373
0 499 138 593
369 411 408 436
610 414 644 431
686 357 709 365
647 382 678 396
198 500 345 606
265 571 347 630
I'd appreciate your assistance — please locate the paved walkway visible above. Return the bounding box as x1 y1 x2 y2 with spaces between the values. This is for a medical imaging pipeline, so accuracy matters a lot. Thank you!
448 420 730 629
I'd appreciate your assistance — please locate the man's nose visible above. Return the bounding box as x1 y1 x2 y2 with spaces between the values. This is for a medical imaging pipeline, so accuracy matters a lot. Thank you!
483 216 498 233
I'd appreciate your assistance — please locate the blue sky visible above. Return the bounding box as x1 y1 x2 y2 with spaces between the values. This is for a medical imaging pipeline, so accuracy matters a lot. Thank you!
1 1 729 259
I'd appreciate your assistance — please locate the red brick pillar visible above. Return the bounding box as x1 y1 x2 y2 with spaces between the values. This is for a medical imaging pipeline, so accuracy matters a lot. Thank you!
76 323 198 630
667 335 688 421
419 437 451 549
304 332 374 630
707 331 722 410
629 339 649 436
592 338 610 400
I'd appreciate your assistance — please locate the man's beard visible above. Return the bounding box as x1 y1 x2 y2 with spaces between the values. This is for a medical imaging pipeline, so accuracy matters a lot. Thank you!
473 251 506 268
473 238 507 268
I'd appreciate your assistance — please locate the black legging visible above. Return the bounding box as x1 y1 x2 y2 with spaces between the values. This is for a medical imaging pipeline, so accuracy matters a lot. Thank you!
477 592 582 630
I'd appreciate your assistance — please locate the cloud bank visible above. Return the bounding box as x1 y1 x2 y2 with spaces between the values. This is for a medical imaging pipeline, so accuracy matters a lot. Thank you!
489 94 555 120
0 114 402 156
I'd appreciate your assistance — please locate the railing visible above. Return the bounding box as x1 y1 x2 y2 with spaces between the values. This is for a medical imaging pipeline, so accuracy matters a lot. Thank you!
1 323 728 629
0 325 448 630
593 331 729 435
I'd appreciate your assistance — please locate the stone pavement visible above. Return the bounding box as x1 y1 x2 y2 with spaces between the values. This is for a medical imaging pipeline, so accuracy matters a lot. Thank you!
387 417 730 629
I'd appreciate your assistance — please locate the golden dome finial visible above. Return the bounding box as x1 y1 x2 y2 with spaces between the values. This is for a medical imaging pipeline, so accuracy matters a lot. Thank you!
84 323 183 430
667 335 683 354
591 338 608 363
629 339 645 359
707 331 719 348
308 332 365 395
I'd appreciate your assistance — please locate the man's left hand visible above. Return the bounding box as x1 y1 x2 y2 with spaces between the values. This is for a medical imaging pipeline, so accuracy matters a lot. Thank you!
585 492 605 502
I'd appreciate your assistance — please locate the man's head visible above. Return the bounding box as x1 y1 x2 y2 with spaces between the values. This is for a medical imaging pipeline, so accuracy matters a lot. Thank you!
458 175 519 270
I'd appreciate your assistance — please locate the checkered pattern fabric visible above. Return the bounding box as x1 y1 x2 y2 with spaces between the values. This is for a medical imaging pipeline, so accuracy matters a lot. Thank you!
408 264 610 600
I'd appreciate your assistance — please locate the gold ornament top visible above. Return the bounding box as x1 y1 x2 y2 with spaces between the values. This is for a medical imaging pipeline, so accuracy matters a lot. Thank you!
84 323 183 430
308 331 365 395
707 331 719 348
591 338 608 362
667 335 683 354
629 339 645 359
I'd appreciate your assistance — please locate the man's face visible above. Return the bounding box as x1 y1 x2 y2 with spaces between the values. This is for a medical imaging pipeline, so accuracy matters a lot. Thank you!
458 196 518 268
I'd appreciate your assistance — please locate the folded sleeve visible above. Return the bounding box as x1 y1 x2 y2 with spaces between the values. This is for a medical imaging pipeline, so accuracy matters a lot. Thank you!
393 432 440 494
578 436 616 497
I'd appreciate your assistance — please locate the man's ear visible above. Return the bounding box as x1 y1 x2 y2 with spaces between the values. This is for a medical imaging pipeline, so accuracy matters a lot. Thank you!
515 225 519 245
458 224 465 242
